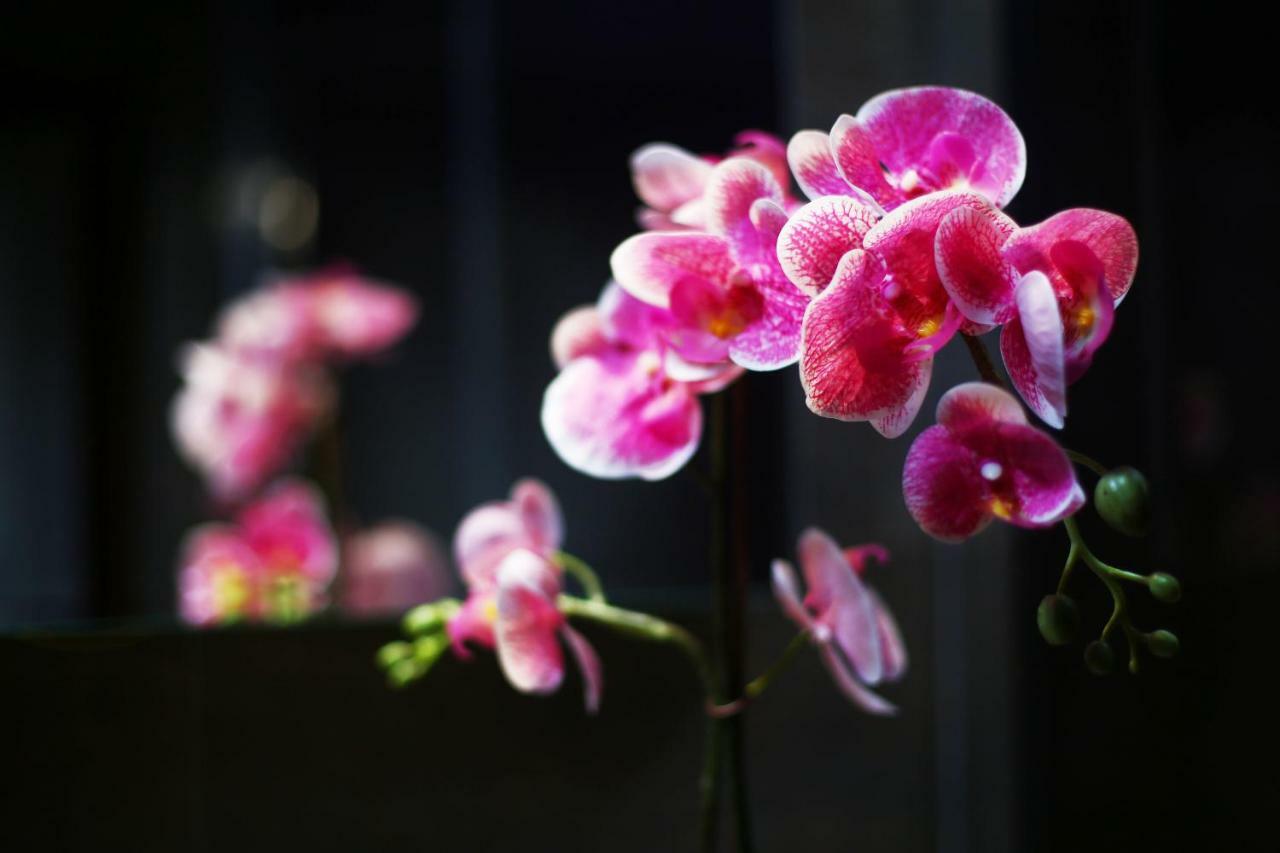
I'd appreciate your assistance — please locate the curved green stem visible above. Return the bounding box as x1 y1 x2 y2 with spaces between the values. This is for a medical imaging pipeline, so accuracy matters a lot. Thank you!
553 551 606 603
1065 449 1109 477
1063 516 1146 671
709 631 810 717
557 595 713 691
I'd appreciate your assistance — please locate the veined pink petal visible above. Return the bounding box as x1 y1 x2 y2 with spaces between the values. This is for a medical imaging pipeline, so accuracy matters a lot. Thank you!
541 350 702 481
513 478 564 554
728 264 808 371
703 158 785 252
610 232 735 308
560 624 603 714
1001 272 1068 428
798 528 882 685
829 114 899 209
856 86 1026 208
935 379 1028 432
630 143 714 212
868 357 932 439
996 426 1086 527
786 130 853 201
597 280 674 351
799 251 922 421
771 559 815 631
936 205 1019 324
731 130 791 191
550 305 606 369
777 196 881 296
903 425 993 542
817 643 897 715
1002 208 1138 303
495 551 566 696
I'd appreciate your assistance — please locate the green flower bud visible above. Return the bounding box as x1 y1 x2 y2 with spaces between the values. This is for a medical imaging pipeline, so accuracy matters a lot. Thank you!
1146 629 1180 658
413 633 450 668
1036 594 1080 646
386 657 423 688
402 599 460 636
376 641 413 670
1094 466 1150 537
1084 640 1115 675
1148 572 1182 604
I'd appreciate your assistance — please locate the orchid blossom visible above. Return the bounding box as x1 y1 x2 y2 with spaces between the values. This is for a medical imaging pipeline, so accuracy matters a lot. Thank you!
787 85 1025 213
177 478 338 625
612 157 809 371
542 281 741 480
771 528 907 713
340 521 451 617
937 207 1139 426
903 383 1085 541
630 130 794 231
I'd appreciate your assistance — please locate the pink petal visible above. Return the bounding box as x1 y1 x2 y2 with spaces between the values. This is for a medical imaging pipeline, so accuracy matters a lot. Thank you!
1000 272 1067 428
453 503 530 593
727 262 808 371
817 643 897 716
731 130 791 192
308 273 419 358
703 157 785 252
512 478 564 553
495 552 566 696
786 130 853 201
178 525 262 625
867 356 932 438
856 86 1026 208
447 593 497 653
777 196 881 296
771 559 815 631
997 426 1086 527
685 363 745 395
843 544 890 574
237 479 337 584
597 280 675 351
829 114 899 209
1002 208 1139 303
630 143 714 212
935 380 1028 432
560 624 604 714
340 521 450 617
541 349 702 481
935 205 1019 324
868 588 909 681
610 232 735 308
799 251 922 421
1050 242 1116 383
902 425 993 542
798 527 883 685
550 305 606 368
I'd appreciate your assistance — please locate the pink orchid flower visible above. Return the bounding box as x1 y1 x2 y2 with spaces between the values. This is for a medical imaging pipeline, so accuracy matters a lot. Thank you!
446 481 601 712
903 382 1085 541
177 478 337 625
937 207 1139 427
787 86 1025 213
780 191 1013 435
771 528 907 714
630 130 793 230
178 527 263 625
542 281 741 480
340 521 451 617
612 157 809 371
170 342 333 499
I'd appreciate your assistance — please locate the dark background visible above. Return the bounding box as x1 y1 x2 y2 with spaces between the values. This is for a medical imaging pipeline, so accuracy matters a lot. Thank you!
2 1 1276 851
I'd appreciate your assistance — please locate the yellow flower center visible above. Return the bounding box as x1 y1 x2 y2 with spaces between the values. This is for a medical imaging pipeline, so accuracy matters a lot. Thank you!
211 561 250 616
990 497 1015 520
917 315 942 337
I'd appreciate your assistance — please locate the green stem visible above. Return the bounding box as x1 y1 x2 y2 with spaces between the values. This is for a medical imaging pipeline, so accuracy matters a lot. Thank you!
709 631 810 717
1057 542 1080 595
557 596 713 690
1063 516 1142 671
1065 449 1109 477
961 332 1009 390
553 551 606 603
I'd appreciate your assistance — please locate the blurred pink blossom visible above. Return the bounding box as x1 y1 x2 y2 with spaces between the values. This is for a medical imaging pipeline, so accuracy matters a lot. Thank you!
340 521 451 617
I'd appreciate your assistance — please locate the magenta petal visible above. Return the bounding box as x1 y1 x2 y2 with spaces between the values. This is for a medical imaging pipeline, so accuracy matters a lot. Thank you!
935 380 1028 432
495 552 566 696
777 196 881 296
935 205 1019 324
237 479 337 584
771 559 815 631
857 86 1026 208
829 114 899 210
550 305 606 368
1001 272 1067 428
630 143 714 212
703 157 785 251
998 426 1086 527
542 350 702 481
610 232 735 308
786 129 853 201
868 357 932 439
597 280 674 351
817 643 897 716
728 263 808 371
560 624 603 714
1003 208 1139 303
903 425 993 542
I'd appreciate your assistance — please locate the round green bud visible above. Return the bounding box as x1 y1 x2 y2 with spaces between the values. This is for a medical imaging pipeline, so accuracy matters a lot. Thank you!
1094 466 1150 537
376 641 413 670
1036 594 1080 646
1148 572 1182 604
1146 629 1180 658
1084 640 1115 675
386 657 423 688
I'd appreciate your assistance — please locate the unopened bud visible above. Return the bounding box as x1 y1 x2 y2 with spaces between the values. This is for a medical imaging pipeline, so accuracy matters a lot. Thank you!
1094 466 1150 537
1084 640 1115 675
376 641 412 670
386 657 423 688
1146 629 1180 658
1037 594 1080 646
1148 573 1182 604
